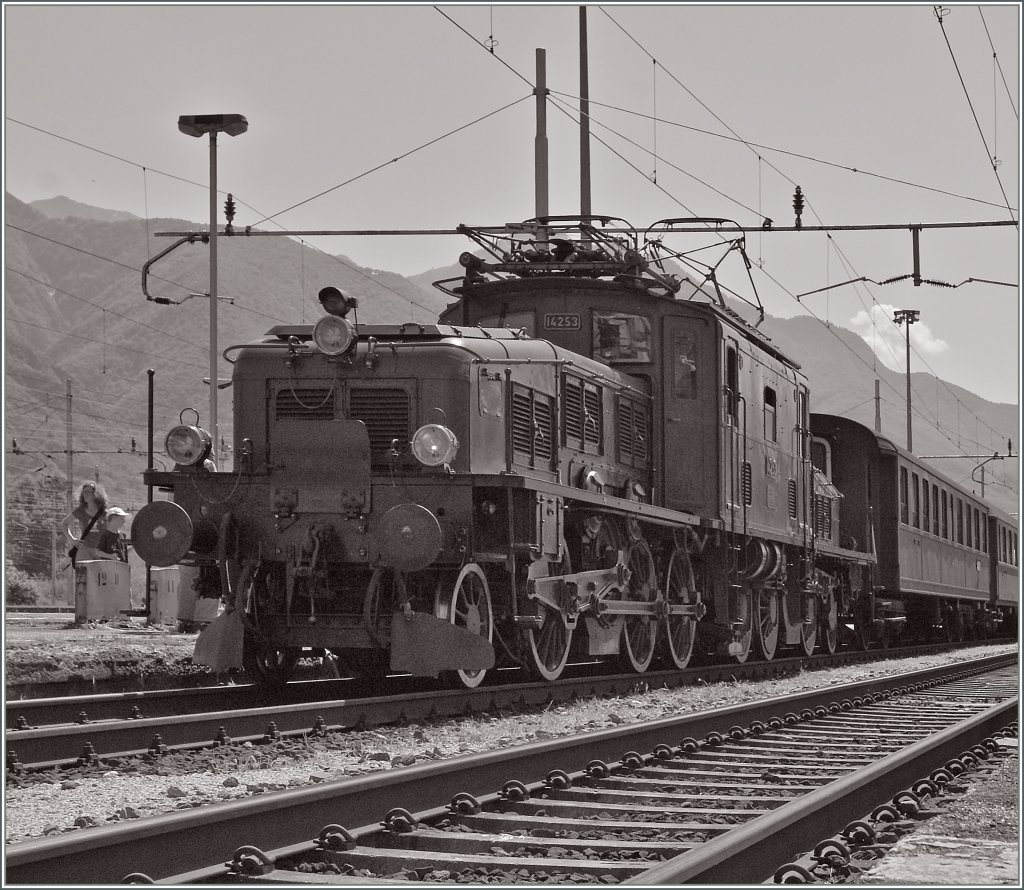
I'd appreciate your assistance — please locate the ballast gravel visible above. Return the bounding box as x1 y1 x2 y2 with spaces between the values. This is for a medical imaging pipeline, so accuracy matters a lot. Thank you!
4 644 1016 847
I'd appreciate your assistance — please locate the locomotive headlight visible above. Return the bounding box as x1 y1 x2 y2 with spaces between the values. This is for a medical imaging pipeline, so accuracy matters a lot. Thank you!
313 314 356 356
164 424 212 466
411 424 459 467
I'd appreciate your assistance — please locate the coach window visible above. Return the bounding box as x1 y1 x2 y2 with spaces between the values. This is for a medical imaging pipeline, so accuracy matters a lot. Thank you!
941 490 948 538
1013 532 1018 566
899 467 909 524
1001 527 1007 563
979 512 986 551
931 484 939 536
922 479 930 533
911 473 920 528
973 509 980 551
966 504 973 548
956 499 964 545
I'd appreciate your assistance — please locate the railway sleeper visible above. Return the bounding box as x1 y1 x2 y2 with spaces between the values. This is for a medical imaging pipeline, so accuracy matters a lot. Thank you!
269 845 656 881
492 797 771 822
453 810 735 837
540 786 793 809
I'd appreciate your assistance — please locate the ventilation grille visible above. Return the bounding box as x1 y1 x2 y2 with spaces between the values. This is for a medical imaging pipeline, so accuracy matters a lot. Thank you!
349 388 409 455
275 386 335 419
618 398 649 466
788 478 798 520
564 378 583 441
742 461 752 506
584 387 602 447
814 495 833 539
512 387 553 465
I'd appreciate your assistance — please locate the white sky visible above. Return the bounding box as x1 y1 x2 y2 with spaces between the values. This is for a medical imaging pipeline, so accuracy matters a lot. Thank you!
3 2 1020 403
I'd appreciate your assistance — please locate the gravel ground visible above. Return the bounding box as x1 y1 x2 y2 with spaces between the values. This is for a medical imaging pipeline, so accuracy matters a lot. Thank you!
4 642 1016 855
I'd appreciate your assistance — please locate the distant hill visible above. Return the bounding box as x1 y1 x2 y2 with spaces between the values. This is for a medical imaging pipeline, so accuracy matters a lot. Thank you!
4 193 1018 522
30 195 140 223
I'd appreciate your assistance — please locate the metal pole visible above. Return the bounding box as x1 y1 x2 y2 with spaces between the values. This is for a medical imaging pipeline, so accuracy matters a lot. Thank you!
905 322 912 453
535 48 549 219
980 465 985 499
874 379 881 433
579 5 591 220
146 368 154 620
209 132 219 464
65 379 73 512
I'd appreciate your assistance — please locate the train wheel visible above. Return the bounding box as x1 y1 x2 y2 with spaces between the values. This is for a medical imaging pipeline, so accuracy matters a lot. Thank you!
821 587 838 655
731 586 754 664
661 545 698 670
800 594 818 656
754 587 780 661
620 538 658 673
525 545 573 682
437 564 493 689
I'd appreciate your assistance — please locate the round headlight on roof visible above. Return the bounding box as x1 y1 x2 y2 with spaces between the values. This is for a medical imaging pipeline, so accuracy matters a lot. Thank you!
411 424 459 467
313 314 356 356
165 425 212 467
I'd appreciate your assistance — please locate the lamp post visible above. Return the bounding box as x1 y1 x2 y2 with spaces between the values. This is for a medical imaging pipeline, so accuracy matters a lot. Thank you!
893 308 920 452
177 113 248 467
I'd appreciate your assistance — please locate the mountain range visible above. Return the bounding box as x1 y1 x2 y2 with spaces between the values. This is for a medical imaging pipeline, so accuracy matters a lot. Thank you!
5 193 1018 521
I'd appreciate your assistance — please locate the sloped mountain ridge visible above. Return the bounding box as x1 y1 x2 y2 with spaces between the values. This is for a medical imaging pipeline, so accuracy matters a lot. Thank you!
4 192 1017 518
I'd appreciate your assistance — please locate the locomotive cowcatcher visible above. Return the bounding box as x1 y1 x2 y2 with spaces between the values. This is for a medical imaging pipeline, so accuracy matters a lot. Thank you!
134 216 903 686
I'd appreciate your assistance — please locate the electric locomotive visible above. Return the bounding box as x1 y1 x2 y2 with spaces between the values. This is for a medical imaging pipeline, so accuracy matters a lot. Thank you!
133 214 1009 688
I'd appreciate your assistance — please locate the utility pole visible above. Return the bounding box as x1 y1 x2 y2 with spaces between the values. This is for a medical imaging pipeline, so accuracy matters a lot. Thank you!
874 379 881 433
893 309 920 452
579 5 591 221
534 48 549 219
65 379 73 512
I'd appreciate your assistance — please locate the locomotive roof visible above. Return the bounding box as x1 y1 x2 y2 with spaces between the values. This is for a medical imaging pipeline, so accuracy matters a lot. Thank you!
435 216 803 372
261 322 533 342
253 321 640 388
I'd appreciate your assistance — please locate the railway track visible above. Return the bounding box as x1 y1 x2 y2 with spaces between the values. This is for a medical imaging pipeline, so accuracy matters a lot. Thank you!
5 653 1016 885
5 643 1008 769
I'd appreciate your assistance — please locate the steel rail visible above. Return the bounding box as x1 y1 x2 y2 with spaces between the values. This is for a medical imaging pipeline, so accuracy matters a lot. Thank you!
622 697 1017 884
4 646 1009 767
4 654 1014 885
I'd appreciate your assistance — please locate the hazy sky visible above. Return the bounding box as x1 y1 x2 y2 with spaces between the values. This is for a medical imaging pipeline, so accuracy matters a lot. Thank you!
3 2 1020 404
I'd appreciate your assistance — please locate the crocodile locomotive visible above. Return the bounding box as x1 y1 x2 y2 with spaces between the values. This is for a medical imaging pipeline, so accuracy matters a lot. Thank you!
133 216 1017 686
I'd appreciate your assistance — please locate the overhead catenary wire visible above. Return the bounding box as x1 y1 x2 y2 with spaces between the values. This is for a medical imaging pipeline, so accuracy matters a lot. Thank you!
932 5 1015 218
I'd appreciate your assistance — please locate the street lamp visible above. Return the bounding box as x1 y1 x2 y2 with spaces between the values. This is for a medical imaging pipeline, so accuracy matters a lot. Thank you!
178 113 248 468
893 308 920 453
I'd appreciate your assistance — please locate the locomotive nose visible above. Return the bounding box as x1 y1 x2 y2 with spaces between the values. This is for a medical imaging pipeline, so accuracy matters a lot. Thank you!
131 501 194 567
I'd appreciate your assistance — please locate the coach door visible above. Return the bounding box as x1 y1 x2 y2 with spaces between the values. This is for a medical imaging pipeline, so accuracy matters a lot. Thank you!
662 315 715 513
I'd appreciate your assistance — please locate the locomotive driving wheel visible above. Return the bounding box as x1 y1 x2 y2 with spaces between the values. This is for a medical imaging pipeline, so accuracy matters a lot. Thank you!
524 544 573 682
661 544 698 670
619 536 658 674
436 563 493 689
754 586 780 661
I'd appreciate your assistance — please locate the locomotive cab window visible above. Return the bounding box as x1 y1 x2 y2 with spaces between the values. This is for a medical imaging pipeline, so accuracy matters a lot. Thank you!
810 437 832 479
725 344 739 425
899 467 909 525
911 472 920 529
672 330 698 399
763 386 777 442
931 484 939 536
593 312 651 363
477 310 536 337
